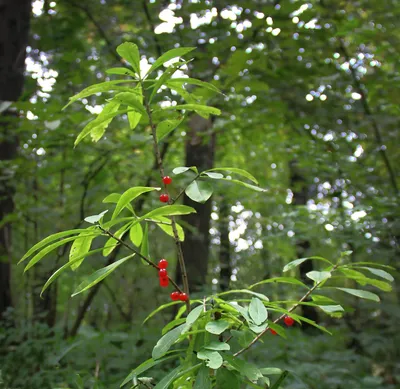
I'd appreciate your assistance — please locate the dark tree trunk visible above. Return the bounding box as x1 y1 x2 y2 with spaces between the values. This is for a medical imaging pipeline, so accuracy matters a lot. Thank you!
219 199 231 291
0 0 31 320
178 114 215 292
290 160 319 325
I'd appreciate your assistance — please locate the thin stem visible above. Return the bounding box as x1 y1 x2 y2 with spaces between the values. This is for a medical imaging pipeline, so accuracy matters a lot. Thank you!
98 226 184 293
233 264 340 357
140 80 191 312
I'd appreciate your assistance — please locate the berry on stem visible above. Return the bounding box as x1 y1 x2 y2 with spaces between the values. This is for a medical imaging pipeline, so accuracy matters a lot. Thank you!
159 193 169 203
162 176 172 185
179 292 188 301
159 277 169 287
284 316 294 327
170 291 180 301
159 269 167 277
269 328 277 336
158 259 168 269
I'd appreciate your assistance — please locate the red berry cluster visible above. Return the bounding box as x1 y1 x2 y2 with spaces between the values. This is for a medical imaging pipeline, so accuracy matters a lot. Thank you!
159 176 172 203
158 259 169 287
170 291 188 301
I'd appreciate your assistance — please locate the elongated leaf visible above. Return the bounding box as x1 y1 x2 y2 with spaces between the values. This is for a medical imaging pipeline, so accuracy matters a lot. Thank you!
185 180 213 203
197 350 223 369
202 172 224 179
69 231 95 270
349 261 395 270
249 277 308 289
215 289 269 301
41 246 117 296
84 210 109 224
357 267 394 282
153 366 182 389
224 355 263 382
204 341 230 351
152 216 185 241
156 118 183 142
144 205 196 219
216 369 241 389
205 320 230 335
140 223 150 265
72 255 133 297
106 67 136 77
260 368 283 376
103 222 131 256
143 301 182 324
163 104 221 117
91 101 121 142
166 78 222 94
271 371 289 389
206 167 258 184
113 92 146 115
129 222 143 246
20 229 89 263
116 42 140 74
283 256 332 272
147 47 196 75
172 166 198 175
63 80 133 110
24 234 99 272
186 305 204 326
249 297 268 325
113 187 159 219
219 178 266 192
318 305 344 315
152 324 187 360
120 354 180 387
194 365 211 389
162 318 187 335
306 271 331 283
336 287 380 302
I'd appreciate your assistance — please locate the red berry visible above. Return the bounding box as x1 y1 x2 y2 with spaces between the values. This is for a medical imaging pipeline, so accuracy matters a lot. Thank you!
170 291 180 301
179 293 188 301
284 316 294 327
270 328 277 336
162 176 172 185
159 277 169 287
158 259 168 269
159 269 168 277
159 193 169 203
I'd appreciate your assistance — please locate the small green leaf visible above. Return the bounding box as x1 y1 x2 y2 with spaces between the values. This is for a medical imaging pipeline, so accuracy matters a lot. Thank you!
358 267 394 282
153 366 181 389
206 167 258 184
147 47 196 75
336 287 380 302
152 216 185 241
144 205 196 219
106 67 136 77
129 222 143 247
197 350 223 369
72 255 133 297
249 277 308 289
219 178 266 192
173 166 198 175
113 187 159 219
204 342 230 351
270 371 289 389
162 318 187 335
166 78 222 94
163 104 221 117
194 365 211 389
224 355 263 382
248 297 268 325
143 301 182 324
116 42 140 75
84 210 109 224
156 118 183 142
186 305 204 326
260 368 283 376
202 172 224 179
90 101 121 142
317 305 344 315
113 92 146 115
248 321 269 334
140 223 150 265
69 232 95 270
306 271 331 283
215 289 269 301
205 320 230 335
185 180 213 203
283 256 333 272
152 324 187 360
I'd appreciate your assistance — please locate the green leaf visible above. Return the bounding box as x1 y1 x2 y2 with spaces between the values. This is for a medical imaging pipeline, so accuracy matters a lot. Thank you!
153 366 182 389
162 318 187 335
197 350 223 369
357 267 394 282
224 355 263 382
106 67 136 77
84 210 109 224
140 223 150 265
270 371 289 389
63 80 133 110
185 180 213 203
218 178 266 192
152 323 187 360
152 216 185 241
336 287 380 302
166 78 222 94
113 92 146 115
248 322 269 334
172 166 198 175
19 229 90 263
102 222 131 257
113 187 159 219
120 354 180 387
215 289 269 301
144 205 196 219
206 167 258 184
90 101 121 142
306 271 332 283
186 305 204 326
147 47 196 76
24 234 99 272
202 172 224 179
317 305 344 315
216 369 241 389
205 320 230 335
194 365 211 389
41 246 117 297
283 256 332 272
72 255 133 297
143 301 182 324
311 295 338 305
248 297 268 325
204 341 230 351
249 277 308 289
69 232 95 270
156 118 183 142
129 222 143 246
116 42 140 75
260 368 283 376
163 104 221 118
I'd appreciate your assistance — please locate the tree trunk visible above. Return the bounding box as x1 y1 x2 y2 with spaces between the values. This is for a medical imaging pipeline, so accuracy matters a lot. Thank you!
219 199 231 291
178 114 215 292
290 160 319 325
0 0 31 320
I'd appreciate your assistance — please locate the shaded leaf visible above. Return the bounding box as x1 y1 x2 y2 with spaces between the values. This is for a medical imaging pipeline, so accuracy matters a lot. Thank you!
116 42 140 74
248 297 268 325
152 324 187 360
205 320 230 335
147 47 196 75
185 180 213 203
113 187 159 219
336 287 380 302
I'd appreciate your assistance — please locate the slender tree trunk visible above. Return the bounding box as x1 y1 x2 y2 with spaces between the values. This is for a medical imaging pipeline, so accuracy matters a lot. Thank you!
290 160 319 324
178 114 215 292
0 0 31 320
219 199 231 291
